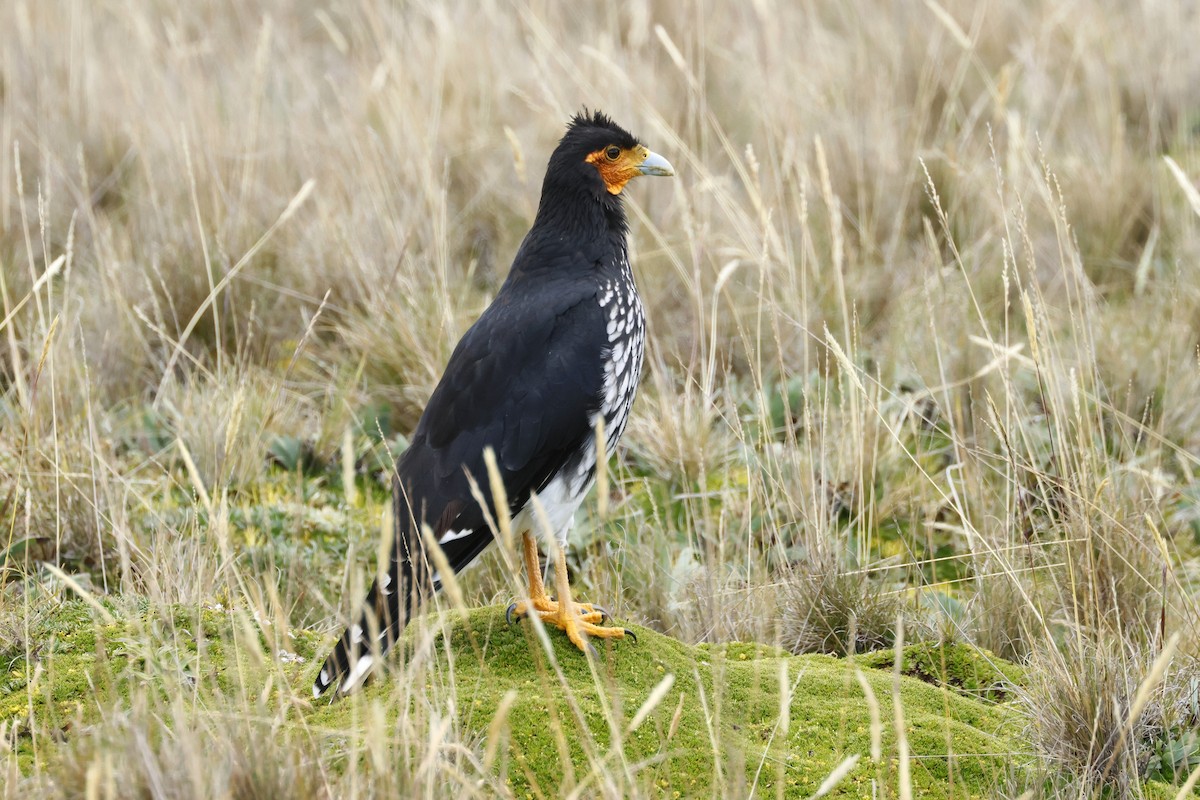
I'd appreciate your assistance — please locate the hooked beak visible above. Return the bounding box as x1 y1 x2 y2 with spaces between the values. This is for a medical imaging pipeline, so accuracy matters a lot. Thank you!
636 150 675 177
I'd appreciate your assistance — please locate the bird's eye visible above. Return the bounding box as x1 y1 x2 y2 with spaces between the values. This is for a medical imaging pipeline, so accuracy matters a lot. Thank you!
605 146 621 161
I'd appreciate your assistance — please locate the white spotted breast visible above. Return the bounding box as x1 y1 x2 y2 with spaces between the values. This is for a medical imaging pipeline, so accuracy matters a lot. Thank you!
596 259 646 452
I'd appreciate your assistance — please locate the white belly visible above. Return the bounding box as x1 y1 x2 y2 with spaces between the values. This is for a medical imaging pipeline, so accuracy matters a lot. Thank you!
512 467 594 546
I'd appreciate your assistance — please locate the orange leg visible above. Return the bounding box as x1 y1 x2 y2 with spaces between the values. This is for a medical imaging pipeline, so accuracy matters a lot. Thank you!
505 531 634 650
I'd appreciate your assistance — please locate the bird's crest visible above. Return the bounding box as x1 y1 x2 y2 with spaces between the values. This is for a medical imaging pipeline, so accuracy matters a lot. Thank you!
568 108 637 143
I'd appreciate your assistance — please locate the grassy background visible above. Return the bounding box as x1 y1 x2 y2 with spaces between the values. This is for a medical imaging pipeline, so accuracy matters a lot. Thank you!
3 0 1200 796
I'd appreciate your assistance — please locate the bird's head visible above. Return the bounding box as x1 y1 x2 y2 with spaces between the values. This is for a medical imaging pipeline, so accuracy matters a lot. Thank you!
544 110 674 204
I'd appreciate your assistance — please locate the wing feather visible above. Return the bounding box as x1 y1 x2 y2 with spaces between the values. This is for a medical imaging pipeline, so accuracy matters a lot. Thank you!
396 276 605 556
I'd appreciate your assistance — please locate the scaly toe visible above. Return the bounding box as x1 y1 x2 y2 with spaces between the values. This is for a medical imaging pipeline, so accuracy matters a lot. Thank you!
575 602 608 623
507 595 561 624
530 608 605 626
510 598 629 651
576 620 629 640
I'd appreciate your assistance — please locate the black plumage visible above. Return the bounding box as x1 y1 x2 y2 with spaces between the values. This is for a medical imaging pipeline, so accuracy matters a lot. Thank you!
314 110 673 698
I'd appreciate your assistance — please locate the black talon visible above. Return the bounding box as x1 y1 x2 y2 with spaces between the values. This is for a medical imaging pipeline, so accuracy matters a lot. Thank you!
586 641 600 659
593 606 610 624
505 602 521 624
623 628 637 643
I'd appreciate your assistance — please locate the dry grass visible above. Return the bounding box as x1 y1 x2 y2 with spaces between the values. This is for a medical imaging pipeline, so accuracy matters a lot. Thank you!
4 0 1200 796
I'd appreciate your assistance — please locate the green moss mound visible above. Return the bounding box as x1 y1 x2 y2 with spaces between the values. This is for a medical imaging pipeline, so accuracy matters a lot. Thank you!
310 606 1021 797
858 642 1026 702
5 599 1024 796
1 597 324 772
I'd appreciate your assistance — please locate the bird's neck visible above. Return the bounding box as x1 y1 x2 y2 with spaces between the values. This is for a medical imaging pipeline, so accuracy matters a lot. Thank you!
531 183 629 245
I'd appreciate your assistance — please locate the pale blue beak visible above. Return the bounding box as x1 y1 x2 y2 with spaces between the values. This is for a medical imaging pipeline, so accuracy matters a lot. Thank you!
637 150 675 177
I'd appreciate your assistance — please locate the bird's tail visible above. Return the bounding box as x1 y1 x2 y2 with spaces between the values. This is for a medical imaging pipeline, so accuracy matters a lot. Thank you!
312 486 432 698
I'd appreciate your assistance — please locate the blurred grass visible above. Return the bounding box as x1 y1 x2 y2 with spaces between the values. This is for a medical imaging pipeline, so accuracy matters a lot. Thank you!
3 0 1200 796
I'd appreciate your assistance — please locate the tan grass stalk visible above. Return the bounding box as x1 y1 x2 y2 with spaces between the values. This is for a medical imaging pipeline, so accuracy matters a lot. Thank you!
627 673 675 735
892 618 911 800
41 562 114 624
855 668 884 764
175 438 211 511
812 754 862 799
154 179 316 403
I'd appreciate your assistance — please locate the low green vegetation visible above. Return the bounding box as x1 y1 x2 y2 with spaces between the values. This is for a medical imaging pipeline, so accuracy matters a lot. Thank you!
328 608 1020 797
858 643 1024 703
5 598 1021 797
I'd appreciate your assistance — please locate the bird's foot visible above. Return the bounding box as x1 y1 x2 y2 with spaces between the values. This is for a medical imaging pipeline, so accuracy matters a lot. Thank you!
506 596 607 625
505 597 635 653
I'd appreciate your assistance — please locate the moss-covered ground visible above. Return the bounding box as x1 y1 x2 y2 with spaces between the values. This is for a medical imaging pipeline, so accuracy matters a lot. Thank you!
4 598 1029 797
858 642 1026 703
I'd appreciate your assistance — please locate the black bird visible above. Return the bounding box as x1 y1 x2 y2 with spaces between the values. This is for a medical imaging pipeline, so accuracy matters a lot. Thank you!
314 111 674 697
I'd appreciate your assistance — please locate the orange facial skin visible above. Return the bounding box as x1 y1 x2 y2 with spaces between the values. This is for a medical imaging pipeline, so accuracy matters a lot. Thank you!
585 144 653 195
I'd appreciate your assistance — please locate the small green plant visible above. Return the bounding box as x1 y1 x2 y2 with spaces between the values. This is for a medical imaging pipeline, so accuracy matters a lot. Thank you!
1146 730 1200 784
